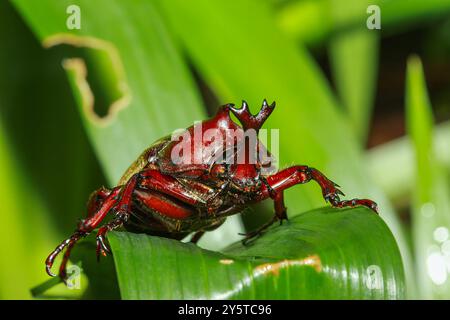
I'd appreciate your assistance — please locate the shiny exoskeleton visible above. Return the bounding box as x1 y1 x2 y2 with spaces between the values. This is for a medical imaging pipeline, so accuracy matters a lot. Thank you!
46 100 378 279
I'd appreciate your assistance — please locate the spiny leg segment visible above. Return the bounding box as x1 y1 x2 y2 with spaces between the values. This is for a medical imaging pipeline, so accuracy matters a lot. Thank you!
241 165 378 243
45 187 121 278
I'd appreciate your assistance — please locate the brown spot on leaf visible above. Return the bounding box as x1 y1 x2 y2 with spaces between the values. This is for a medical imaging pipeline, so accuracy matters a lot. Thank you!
254 254 322 276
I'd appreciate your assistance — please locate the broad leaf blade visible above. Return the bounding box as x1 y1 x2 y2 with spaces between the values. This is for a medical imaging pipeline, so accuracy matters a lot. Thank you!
109 207 405 299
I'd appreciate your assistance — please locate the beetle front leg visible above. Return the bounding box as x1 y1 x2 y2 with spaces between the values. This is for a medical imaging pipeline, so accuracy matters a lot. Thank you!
190 231 205 244
47 231 84 280
45 187 121 278
241 191 287 244
263 165 378 213
94 173 140 259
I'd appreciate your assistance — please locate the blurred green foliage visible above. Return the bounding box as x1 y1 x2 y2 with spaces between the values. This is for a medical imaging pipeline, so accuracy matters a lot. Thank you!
0 0 449 299
406 57 450 298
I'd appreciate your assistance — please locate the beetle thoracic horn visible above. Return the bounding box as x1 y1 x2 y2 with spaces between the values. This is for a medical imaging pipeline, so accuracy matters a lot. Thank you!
229 99 275 131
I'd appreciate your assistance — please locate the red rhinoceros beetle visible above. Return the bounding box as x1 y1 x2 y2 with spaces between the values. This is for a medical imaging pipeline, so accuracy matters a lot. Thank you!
46 100 378 279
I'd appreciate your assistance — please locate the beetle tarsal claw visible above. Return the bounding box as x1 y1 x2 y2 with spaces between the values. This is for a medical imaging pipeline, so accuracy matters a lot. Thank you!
46 265 57 278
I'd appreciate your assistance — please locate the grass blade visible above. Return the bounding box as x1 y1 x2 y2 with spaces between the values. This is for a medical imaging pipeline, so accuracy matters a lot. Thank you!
406 56 450 298
278 0 450 45
328 0 379 143
367 121 450 202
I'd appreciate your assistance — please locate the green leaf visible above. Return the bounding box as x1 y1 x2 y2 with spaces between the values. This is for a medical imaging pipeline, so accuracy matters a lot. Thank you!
278 0 450 45
328 0 379 143
108 207 405 299
367 121 450 202
0 121 61 299
0 1 103 298
11 0 205 183
406 56 450 298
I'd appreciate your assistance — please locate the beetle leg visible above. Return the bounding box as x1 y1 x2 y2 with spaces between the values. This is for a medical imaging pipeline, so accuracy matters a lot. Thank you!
48 188 117 278
240 191 287 245
190 231 205 244
46 231 84 278
78 187 122 232
95 173 141 259
327 197 379 212
95 212 129 260
273 191 288 222
139 169 209 207
86 186 112 217
45 187 121 278
240 215 278 245
262 165 378 213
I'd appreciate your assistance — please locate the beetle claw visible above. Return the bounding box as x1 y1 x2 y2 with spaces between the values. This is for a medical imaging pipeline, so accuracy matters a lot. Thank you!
240 232 259 246
46 265 56 278
325 193 340 203
96 235 111 261
45 231 85 278
371 202 379 214
332 181 341 188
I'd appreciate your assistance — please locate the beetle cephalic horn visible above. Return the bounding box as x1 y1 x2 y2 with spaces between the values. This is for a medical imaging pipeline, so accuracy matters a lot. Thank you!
230 99 275 131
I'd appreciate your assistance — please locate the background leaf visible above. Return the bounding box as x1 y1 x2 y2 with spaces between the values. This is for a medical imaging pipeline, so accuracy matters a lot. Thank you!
367 121 450 204
406 56 450 298
328 0 379 143
11 0 205 184
109 207 405 299
277 0 450 45
0 1 103 298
